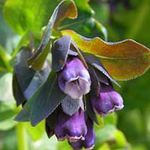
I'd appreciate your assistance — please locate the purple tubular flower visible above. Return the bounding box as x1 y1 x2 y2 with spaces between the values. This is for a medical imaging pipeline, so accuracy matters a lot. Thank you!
54 108 87 142
91 84 124 115
84 119 95 149
70 118 95 150
58 57 91 99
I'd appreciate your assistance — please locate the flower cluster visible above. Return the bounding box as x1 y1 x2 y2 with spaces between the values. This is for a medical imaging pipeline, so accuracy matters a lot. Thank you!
45 36 124 150
12 1 150 149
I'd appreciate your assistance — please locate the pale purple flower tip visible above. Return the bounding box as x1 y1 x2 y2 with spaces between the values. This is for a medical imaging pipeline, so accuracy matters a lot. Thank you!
91 85 124 115
58 57 91 99
54 108 87 142
70 118 95 150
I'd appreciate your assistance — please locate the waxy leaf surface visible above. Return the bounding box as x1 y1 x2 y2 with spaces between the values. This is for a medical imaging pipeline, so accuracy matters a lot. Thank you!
52 36 71 72
62 30 150 80
13 47 35 106
15 71 66 126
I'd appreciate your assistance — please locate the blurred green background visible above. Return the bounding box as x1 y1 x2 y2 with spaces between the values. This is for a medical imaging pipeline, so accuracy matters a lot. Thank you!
0 0 150 150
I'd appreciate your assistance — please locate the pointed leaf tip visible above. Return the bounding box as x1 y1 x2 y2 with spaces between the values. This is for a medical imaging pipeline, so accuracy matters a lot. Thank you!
28 0 77 71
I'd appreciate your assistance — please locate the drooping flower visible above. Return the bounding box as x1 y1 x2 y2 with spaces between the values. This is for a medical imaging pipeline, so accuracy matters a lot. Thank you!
91 84 124 115
54 108 87 142
69 118 95 150
58 57 91 99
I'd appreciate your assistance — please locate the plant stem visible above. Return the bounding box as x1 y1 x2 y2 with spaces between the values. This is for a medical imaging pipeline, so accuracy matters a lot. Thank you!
16 123 28 150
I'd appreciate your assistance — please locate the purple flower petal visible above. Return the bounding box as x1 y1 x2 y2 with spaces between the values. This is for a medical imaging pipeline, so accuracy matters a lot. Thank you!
58 57 91 99
84 119 95 149
91 85 124 115
54 108 87 141
70 118 95 150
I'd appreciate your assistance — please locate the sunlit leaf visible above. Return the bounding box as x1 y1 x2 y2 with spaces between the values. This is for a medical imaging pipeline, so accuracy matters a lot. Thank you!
27 0 77 70
62 30 150 81
74 0 93 15
0 102 16 122
0 45 12 72
25 121 45 141
0 102 17 130
0 118 17 130
4 0 59 34
0 73 13 102
95 125 116 145
114 130 127 147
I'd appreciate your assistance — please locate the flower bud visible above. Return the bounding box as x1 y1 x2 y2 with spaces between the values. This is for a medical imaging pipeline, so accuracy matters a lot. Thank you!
54 108 87 142
58 57 91 99
91 84 124 115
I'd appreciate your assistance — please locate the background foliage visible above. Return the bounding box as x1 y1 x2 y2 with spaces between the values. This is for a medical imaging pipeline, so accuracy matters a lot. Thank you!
0 0 150 150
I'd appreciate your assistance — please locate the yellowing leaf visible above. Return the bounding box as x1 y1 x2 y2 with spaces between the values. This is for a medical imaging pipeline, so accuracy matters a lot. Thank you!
62 30 150 81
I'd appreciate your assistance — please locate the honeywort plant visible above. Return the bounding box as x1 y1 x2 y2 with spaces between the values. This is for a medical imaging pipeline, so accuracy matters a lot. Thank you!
11 0 150 149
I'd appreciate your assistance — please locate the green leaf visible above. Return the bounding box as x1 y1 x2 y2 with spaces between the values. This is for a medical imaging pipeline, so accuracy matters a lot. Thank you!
27 0 77 70
114 130 127 147
4 0 60 34
52 36 71 72
0 102 17 130
74 0 94 15
25 121 45 141
98 143 111 150
13 46 51 106
0 109 16 122
62 30 150 81
13 47 35 105
0 118 17 130
0 73 13 101
95 125 116 145
15 71 66 126
24 62 50 100
13 73 26 106
0 45 12 72
84 53 119 86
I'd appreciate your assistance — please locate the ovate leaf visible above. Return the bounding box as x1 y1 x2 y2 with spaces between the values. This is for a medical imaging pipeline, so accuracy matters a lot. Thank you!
28 0 77 70
13 47 35 105
62 30 150 80
15 71 66 126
